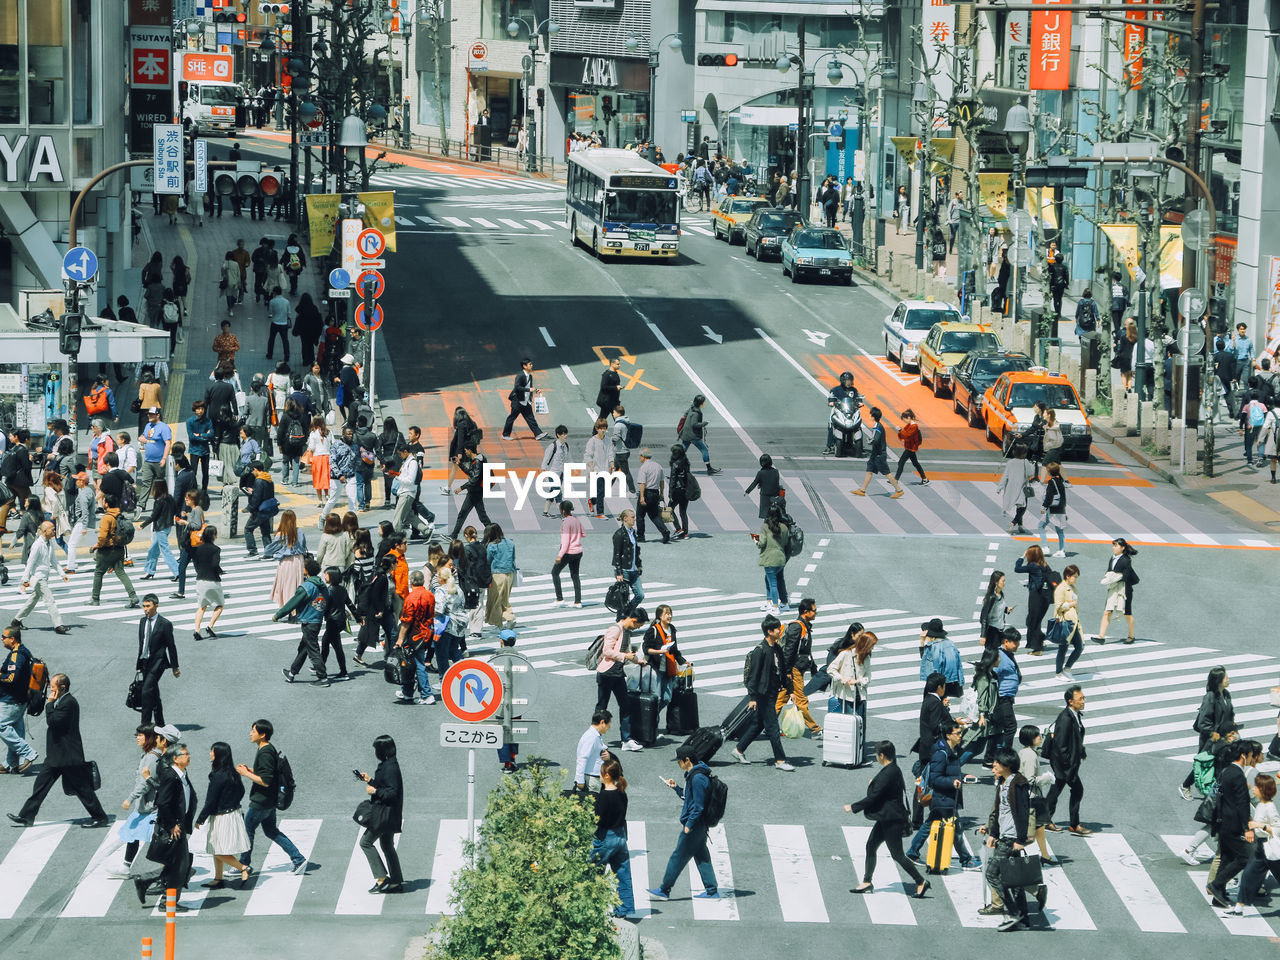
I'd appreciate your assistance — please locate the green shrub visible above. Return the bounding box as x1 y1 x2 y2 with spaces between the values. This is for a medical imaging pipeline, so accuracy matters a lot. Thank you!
427 760 622 960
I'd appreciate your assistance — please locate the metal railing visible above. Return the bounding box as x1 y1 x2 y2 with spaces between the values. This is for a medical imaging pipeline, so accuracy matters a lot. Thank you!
368 130 562 180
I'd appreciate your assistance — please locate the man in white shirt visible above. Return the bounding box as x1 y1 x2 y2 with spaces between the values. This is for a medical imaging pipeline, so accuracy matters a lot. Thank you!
391 449 432 539
573 710 613 792
15 522 68 634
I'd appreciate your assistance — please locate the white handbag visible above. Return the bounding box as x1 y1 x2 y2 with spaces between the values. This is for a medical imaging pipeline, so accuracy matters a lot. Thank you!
533 395 548 416
208 458 225 481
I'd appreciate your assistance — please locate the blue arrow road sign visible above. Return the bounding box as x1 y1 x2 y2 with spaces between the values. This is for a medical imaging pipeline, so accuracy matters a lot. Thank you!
460 672 491 707
63 247 98 283
828 122 843 138
328 267 351 289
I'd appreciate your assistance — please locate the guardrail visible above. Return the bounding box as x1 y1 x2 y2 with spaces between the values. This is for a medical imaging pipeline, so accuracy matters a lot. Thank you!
370 130 562 180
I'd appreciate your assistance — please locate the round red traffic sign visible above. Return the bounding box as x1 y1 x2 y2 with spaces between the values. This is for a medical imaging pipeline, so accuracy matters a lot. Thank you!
469 41 488 64
441 659 504 722
353 302 384 332
356 269 384 299
356 227 385 260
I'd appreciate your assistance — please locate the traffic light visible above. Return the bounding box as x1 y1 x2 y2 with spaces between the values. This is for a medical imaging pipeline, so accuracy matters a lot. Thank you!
260 3 289 13
214 11 247 23
59 311 82 357
1024 165 1089 188
213 168 281 199
536 88 545 108
698 53 739 67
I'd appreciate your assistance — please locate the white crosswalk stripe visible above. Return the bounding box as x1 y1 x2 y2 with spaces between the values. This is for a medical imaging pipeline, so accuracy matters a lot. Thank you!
366 172 563 192
0 815 1273 933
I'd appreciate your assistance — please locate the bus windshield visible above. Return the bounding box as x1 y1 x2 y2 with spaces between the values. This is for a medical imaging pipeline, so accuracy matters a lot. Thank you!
605 190 678 224
200 85 241 106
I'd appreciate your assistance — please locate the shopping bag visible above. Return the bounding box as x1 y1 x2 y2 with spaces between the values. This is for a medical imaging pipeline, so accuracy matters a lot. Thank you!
208 459 224 480
779 703 805 738
533 395 549 416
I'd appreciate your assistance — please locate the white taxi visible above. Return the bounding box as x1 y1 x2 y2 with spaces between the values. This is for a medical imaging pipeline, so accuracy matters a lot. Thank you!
882 298 962 371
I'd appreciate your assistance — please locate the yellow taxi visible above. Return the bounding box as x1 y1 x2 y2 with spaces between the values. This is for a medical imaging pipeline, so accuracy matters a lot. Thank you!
917 321 1002 397
982 367 1093 459
712 195 770 243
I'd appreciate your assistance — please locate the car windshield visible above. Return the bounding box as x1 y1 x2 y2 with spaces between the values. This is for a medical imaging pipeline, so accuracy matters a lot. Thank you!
757 212 803 231
792 230 846 250
200 85 241 106
938 331 1000 353
904 308 960 331
729 200 759 213
1008 382 1080 410
604 190 678 225
974 357 1031 380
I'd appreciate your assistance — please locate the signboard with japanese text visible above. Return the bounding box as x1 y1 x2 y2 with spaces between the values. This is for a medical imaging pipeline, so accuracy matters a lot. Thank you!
194 139 208 193
1266 257 1280 355
130 0 173 25
921 0 955 122
130 27 173 89
1011 47 1031 89
1124 0 1146 88
153 124 184 196
1030 0 1072 91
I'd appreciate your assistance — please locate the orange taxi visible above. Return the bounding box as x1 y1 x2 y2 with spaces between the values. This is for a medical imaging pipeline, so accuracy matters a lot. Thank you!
712 195 770 243
982 368 1093 459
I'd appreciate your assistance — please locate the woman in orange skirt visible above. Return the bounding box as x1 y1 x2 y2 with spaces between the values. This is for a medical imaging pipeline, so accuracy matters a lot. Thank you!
306 416 331 504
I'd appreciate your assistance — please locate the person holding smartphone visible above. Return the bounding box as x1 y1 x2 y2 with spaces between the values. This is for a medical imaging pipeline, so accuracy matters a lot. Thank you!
354 735 404 894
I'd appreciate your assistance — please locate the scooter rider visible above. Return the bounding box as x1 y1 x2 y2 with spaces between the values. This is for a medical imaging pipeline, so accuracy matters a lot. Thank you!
824 372 863 456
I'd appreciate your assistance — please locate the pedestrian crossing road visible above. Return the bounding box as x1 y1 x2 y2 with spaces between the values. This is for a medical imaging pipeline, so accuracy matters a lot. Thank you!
0 810 1274 936
367 171 566 193
2 548 1275 765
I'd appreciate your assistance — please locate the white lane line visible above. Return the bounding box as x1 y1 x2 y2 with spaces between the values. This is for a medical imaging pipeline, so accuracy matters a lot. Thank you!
394 216 414 225
628 821 652 919
472 217 500 228
764 824 828 923
1161 835 1274 935
561 364 579 385
336 827 402 915
442 216 469 227
60 827 128 917
527 219 555 230
645 322 763 460
539 326 556 347
755 327 829 398
689 824 738 920
842 826 916 924
416 215 440 226
0 822 69 919
243 819 322 916
498 218 528 230
1083 834 1184 933
426 819 480 915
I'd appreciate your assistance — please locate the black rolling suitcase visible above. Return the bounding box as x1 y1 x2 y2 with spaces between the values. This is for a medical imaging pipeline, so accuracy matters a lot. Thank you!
720 694 754 741
681 726 723 763
627 665 660 746
666 689 700 735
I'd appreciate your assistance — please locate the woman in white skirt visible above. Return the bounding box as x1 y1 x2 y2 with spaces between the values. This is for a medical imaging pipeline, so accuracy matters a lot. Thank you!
112 724 168 877
195 741 252 887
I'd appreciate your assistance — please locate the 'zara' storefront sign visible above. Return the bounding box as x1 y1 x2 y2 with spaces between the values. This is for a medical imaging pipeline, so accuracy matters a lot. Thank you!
581 57 617 87
550 53 647 92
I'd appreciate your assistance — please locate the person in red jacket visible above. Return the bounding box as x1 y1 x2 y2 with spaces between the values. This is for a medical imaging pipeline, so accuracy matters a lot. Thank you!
894 409 929 485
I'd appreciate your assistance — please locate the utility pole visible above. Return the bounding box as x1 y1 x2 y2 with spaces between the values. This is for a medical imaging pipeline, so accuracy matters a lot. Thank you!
794 18 808 220
1183 0 1213 476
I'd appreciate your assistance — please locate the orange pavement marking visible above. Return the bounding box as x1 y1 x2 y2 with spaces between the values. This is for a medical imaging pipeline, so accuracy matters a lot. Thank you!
239 130 528 180
925 472 1153 487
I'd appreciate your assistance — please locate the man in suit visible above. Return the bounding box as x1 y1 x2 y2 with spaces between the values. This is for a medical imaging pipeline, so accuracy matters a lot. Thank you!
8 673 110 827
136 594 180 726
133 743 198 910
1043 685 1092 836
911 672 953 828
500 358 549 442
596 357 622 420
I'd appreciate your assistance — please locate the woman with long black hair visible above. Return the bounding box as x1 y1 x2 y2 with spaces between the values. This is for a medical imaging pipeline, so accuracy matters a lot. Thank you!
1013 545 1052 654
376 416 405 506
845 740 930 898
195 741 251 888
1179 666 1234 801
1094 537 1139 644
355 735 404 894
979 571 1013 649
667 445 692 539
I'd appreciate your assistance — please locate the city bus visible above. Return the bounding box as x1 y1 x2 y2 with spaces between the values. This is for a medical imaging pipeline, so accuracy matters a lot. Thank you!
566 149 681 259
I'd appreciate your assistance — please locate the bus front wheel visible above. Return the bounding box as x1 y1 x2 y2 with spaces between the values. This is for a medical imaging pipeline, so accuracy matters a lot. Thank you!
570 216 579 248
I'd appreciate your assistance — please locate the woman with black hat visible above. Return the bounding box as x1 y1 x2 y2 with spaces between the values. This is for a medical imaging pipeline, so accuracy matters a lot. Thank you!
1094 537 1139 644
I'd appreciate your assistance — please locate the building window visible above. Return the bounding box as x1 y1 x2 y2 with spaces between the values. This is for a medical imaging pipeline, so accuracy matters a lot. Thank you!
702 13 860 50
27 1 66 124
71 0 94 125
0 0 18 123
481 0 535 42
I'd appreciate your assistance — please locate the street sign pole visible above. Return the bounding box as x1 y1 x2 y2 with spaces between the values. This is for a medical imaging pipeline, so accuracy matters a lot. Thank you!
362 276 377 407
467 747 476 850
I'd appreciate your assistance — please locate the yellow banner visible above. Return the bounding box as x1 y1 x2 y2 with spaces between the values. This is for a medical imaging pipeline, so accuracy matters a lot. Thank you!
1029 187 1058 230
304 194 341 258
979 173 1009 220
1102 223 1183 287
930 137 956 176
890 136 918 165
358 191 397 253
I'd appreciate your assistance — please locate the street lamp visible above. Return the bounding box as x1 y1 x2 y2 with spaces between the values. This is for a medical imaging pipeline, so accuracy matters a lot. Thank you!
1003 100 1033 323
626 32 681 156
507 16 559 172
338 114 367 192
776 46 844 222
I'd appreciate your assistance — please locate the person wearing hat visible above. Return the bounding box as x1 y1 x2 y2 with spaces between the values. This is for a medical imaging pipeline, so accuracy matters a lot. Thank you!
337 353 360 423
648 743 721 902
918 618 963 698
137 407 173 515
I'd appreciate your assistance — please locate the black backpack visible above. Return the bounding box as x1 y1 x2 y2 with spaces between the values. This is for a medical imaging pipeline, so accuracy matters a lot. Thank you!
696 770 729 827
286 417 307 446
276 750 297 810
118 481 138 517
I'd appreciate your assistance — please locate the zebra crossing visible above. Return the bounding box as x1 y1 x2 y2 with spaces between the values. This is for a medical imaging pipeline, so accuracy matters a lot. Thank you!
367 172 564 193
501 575 1279 763
0 811 1271 935
421 470 1269 547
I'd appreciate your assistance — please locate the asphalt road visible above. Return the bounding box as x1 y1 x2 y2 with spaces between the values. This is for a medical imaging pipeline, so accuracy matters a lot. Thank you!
1 153 1277 960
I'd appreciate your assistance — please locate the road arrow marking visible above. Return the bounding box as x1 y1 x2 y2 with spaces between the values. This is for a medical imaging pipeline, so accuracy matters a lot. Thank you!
702 326 723 344
802 328 830 347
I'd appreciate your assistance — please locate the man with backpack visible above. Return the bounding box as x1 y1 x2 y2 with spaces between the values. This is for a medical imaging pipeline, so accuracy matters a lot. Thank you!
1074 287 1100 340
730 615 795 771
84 376 117 422
235 718 308 873
678 394 723 476
275 557 331 687
0 625 38 774
775 599 822 738
89 495 140 609
610 405 638 496
649 743 725 901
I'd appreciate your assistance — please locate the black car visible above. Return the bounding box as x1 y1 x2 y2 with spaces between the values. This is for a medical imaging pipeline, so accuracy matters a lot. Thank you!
743 208 805 260
950 350 1033 426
